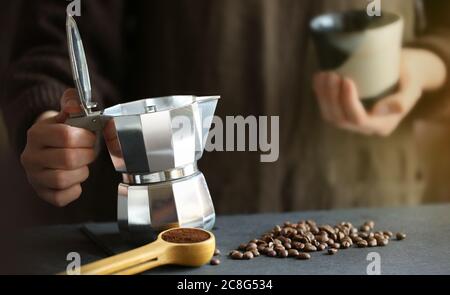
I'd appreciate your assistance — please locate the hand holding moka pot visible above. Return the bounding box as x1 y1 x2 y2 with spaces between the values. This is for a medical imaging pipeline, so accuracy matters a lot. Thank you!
65 15 219 244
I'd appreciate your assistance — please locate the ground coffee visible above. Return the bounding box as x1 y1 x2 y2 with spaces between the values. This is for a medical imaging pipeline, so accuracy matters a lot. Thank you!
162 228 210 244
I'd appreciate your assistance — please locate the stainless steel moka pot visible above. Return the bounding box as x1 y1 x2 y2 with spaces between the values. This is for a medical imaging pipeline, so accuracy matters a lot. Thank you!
65 15 219 243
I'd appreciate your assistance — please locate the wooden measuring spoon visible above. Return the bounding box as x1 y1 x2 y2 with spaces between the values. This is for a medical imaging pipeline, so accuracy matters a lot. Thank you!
68 228 215 275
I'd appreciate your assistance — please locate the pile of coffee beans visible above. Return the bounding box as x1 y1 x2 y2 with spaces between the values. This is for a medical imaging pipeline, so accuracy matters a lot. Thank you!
229 220 406 261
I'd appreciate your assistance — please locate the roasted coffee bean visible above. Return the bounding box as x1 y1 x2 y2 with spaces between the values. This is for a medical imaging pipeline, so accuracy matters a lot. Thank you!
261 235 271 243
288 249 300 257
262 234 274 242
304 243 317 252
396 232 406 240
260 247 269 254
374 234 384 241
337 232 345 241
341 236 352 242
210 258 221 265
246 243 257 251
318 243 327 251
328 248 338 255
297 224 307 232
292 241 301 249
297 253 311 260
238 243 247 251
360 225 370 232
231 251 243 260
273 239 283 246
342 238 353 245
384 231 393 238
359 232 370 239
266 250 277 257
252 249 260 257
326 239 335 246
273 225 282 233
365 221 375 230
318 230 328 236
275 245 285 252
306 232 315 242
284 242 292 250
278 250 289 258
214 248 221 256
243 251 254 260
292 235 302 242
257 244 266 252
310 226 320 235
307 220 317 227
378 239 389 246
316 235 329 243
313 240 320 247
368 238 377 247
357 240 368 248
342 241 351 249
330 233 338 241
320 225 335 235
298 237 309 244
354 237 364 243
376 238 385 246
341 221 353 228
332 243 341 249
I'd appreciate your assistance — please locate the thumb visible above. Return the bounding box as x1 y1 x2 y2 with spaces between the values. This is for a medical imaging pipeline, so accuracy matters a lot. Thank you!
55 88 83 123
60 88 83 115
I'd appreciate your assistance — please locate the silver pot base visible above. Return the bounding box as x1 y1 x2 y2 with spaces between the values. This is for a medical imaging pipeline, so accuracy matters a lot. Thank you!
117 172 215 244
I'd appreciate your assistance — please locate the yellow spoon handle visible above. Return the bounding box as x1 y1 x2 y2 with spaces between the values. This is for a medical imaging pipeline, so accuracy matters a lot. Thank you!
112 259 162 275
78 239 169 275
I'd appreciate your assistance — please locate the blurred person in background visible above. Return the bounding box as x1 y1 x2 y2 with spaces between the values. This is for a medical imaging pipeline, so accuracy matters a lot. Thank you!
0 0 449 225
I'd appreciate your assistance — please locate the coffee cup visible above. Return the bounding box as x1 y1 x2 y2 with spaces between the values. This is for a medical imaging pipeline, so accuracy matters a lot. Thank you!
310 10 404 107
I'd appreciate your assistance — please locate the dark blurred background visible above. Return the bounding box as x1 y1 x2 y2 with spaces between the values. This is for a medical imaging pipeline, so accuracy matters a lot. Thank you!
1 0 450 230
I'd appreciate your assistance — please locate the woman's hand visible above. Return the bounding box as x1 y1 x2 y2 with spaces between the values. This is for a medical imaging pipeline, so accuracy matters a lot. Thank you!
20 89 97 207
313 48 447 136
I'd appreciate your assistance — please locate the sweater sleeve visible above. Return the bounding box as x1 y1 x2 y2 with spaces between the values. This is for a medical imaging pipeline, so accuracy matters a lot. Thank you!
410 0 450 119
0 0 124 154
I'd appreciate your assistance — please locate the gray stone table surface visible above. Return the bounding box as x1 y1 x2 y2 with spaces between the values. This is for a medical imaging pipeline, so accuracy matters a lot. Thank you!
18 204 450 275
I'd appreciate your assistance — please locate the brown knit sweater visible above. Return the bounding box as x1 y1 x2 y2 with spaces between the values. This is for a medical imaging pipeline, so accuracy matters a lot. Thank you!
1 0 450 223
